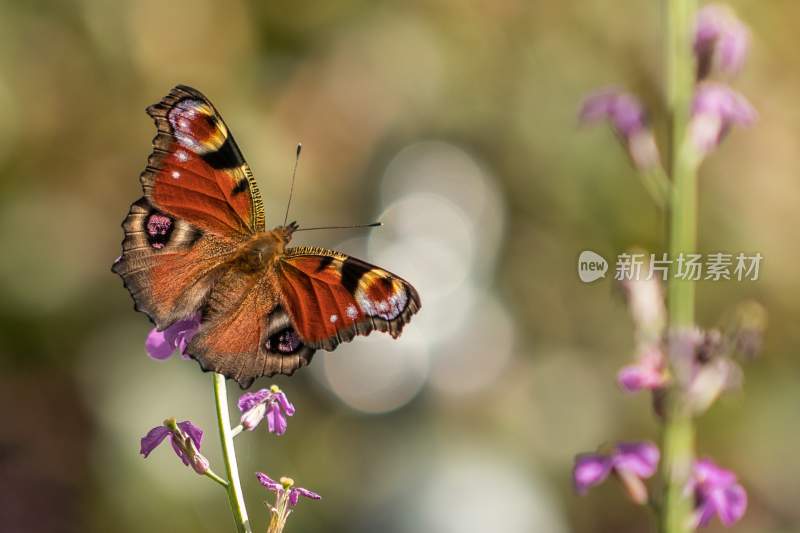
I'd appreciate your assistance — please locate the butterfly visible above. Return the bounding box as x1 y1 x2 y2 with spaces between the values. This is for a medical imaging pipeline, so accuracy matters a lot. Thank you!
113 85 421 388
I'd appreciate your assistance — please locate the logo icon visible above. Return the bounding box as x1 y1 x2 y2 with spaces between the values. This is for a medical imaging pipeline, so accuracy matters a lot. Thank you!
578 250 608 283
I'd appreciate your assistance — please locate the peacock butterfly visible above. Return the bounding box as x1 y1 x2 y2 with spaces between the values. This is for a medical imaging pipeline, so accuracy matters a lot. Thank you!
112 85 420 387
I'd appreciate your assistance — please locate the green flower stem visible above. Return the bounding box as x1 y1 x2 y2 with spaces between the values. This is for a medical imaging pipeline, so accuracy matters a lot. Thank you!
231 424 244 438
205 469 231 488
661 0 699 532
213 373 252 533
660 400 695 533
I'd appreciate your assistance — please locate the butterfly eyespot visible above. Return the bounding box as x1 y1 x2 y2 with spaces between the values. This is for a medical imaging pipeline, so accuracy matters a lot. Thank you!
167 99 226 154
145 213 174 249
265 327 303 355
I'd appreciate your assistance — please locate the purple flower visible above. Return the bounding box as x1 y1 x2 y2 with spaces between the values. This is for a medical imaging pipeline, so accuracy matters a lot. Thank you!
238 385 295 435
691 458 747 528
694 4 749 79
256 472 321 507
145 313 201 360
580 89 661 172
574 442 660 504
618 345 669 392
690 82 756 155
667 327 742 413
581 89 647 137
140 419 209 474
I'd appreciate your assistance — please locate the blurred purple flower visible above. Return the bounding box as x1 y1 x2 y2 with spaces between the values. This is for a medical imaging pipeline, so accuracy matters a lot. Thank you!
579 89 661 171
574 441 660 504
690 82 756 155
581 89 646 137
694 4 749 79
691 458 747 528
140 419 209 474
238 385 295 435
668 327 742 413
145 313 201 360
256 472 321 507
618 345 669 392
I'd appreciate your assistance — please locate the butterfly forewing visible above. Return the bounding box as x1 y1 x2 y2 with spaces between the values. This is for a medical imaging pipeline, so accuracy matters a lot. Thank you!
143 85 265 235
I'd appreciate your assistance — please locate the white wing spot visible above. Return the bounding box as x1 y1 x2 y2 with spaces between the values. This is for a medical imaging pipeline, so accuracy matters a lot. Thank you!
171 170 180 179
167 100 210 153
355 283 408 320
345 305 358 320
330 314 338 323
176 150 189 162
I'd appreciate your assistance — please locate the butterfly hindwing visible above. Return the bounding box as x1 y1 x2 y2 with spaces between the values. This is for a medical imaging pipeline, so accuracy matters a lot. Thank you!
143 85 265 235
277 247 421 350
112 197 242 329
187 269 314 387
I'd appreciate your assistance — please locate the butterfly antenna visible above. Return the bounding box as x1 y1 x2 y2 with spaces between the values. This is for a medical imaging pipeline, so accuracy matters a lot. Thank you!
295 222 383 232
283 143 302 226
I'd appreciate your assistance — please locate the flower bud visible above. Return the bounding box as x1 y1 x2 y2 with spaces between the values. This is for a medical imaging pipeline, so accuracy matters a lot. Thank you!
694 4 750 79
190 452 210 475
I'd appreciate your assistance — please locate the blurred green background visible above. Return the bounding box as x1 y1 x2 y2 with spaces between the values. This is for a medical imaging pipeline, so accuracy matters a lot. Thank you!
1 0 798 532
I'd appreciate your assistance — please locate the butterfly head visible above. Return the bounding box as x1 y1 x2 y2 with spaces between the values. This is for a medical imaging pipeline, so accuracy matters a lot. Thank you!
274 221 299 244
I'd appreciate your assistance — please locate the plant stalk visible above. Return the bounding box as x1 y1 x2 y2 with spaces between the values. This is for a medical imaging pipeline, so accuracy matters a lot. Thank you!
661 0 699 532
213 373 252 533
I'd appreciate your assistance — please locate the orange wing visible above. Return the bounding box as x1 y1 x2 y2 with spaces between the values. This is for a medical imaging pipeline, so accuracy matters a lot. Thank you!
112 198 241 329
114 85 263 329
143 85 265 235
276 247 421 351
187 269 315 388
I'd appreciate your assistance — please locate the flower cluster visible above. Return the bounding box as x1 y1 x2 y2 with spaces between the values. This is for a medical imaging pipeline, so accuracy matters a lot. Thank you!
577 270 755 526
138 378 318 532
574 5 759 529
580 3 754 177
615 275 747 415
575 448 746 528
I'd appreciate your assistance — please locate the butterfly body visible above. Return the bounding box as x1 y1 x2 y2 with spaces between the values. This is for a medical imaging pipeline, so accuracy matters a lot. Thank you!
113 85 420 387
231 225 295 273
